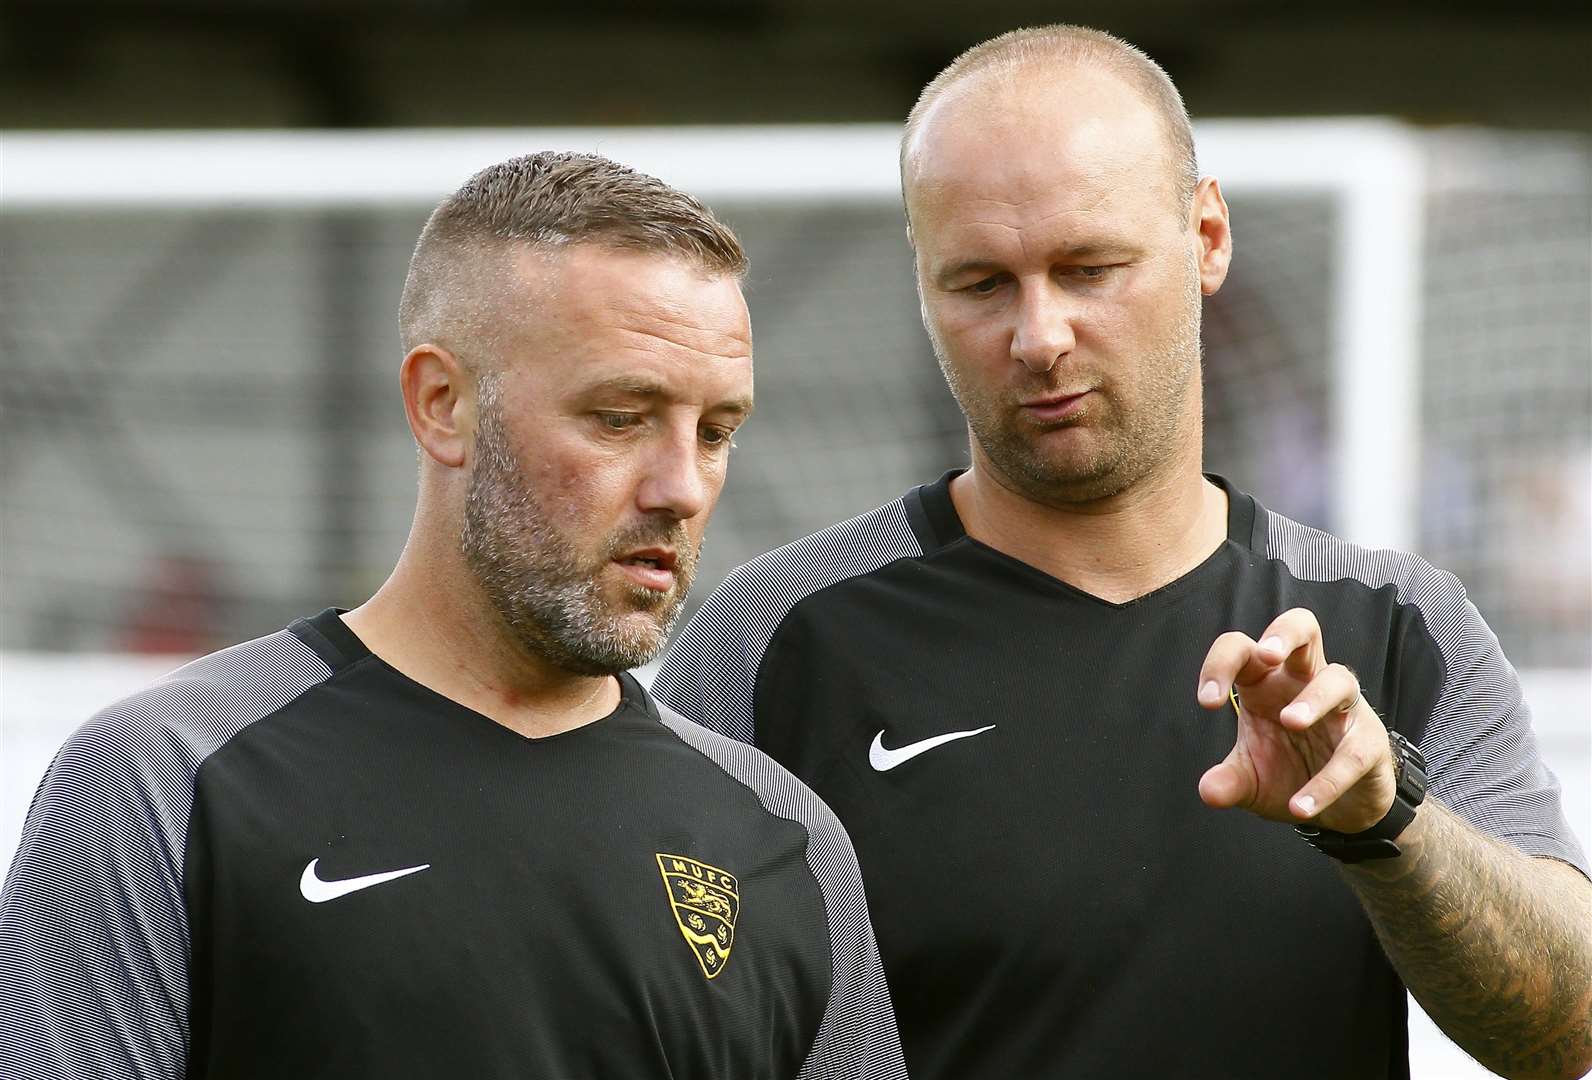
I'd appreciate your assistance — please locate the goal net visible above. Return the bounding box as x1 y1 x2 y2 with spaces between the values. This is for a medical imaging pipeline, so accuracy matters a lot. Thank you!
1 122 1587 671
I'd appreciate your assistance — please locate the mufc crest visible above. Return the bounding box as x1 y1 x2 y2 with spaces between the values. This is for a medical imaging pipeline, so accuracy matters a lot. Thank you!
656 853 740 979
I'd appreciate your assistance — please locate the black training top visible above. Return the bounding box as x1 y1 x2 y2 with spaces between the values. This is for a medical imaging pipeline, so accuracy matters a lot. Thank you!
654 472 1588 1080
0 609 907 1079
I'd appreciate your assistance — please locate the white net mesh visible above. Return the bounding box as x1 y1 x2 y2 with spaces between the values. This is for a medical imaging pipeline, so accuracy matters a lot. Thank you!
1 127 1587 668
1417 134 1591 667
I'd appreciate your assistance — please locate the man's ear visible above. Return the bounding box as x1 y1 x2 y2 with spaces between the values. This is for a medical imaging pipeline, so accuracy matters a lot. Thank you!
400 344 472 469
1191 176 1233 297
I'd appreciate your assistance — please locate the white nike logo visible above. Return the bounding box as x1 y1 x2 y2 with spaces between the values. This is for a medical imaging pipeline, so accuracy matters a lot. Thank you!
299 858 431 903
868 725 996 772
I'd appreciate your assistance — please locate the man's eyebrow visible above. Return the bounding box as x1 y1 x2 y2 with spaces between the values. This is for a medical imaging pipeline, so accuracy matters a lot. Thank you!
1053 241 1128 259
933 259 1004 288
714 396 755 418
581 376 753 417
584 376 669 398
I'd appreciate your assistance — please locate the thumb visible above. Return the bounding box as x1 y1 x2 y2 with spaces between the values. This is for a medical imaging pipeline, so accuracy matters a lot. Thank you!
1199 753 1256 811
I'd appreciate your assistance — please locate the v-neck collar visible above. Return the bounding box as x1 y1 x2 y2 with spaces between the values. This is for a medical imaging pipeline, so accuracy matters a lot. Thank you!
292 607 656 741
905 469 1258 611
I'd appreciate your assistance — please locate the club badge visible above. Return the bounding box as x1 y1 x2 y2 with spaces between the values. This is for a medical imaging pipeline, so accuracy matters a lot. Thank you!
656 853 740 979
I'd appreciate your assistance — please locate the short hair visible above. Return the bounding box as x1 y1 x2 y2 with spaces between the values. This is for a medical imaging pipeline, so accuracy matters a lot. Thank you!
399 151 748 359
901 24 1199 213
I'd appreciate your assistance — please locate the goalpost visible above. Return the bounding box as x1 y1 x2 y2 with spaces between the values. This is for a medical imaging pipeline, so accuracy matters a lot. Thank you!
1199 119 1424 552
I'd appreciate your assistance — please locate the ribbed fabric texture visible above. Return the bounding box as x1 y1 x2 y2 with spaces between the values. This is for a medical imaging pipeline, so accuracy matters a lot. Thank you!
1264 511 1588 873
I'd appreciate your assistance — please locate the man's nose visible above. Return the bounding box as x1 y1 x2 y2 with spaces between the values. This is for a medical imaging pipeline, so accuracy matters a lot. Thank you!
636 428 709 521
1010 283 1077 374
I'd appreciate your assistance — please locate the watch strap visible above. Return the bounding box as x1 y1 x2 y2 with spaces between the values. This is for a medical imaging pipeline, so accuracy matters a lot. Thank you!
1295 729 1427 863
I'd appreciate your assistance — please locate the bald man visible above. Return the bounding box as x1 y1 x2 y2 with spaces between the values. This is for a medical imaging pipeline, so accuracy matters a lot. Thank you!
0 152 907 1079
655 25 1592 1080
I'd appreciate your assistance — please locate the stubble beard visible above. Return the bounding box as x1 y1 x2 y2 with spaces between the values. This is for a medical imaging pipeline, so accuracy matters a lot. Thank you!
932 269 1204 506
459 385 698 677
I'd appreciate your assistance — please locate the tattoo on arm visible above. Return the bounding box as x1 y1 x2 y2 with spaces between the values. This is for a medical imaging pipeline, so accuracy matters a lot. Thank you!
1345 799 1592 1080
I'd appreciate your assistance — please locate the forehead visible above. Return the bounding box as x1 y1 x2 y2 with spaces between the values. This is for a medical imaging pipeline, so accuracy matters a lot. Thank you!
506 244 753 396
906 66 1179 249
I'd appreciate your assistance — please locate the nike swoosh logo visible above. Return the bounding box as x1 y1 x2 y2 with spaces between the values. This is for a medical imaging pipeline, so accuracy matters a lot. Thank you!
299 858 431 903
869 725 996 772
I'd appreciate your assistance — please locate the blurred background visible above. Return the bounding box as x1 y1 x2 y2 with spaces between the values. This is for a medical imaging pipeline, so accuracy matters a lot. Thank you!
2 0 1589 659
2 4 1589 1077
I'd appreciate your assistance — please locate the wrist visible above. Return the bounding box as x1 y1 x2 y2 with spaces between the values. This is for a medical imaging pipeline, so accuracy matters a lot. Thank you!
1296 729 1428 863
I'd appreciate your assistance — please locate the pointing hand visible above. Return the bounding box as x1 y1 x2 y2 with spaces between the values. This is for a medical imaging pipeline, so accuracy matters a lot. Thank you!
1195 607 1397 833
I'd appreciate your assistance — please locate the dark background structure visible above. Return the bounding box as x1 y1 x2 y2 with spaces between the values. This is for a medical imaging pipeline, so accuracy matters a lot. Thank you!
5 0 1591 132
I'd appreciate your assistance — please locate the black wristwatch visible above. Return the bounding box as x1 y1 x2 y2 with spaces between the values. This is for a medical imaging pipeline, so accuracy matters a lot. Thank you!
1295 728 1428 863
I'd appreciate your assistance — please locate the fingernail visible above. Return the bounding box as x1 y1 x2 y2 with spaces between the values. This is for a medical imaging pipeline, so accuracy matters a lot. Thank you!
1200 680 1220 703
1281 703 1308 724
1261 636 1284 655
1296 795 1316 817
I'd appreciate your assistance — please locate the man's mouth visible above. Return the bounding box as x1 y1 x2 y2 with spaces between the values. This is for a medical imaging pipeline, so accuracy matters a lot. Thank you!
613 547 679 592
1020 390 1091 423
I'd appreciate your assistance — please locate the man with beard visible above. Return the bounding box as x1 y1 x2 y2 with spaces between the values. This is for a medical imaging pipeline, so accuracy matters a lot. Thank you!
654 25 1592 1080
0 152 907 1080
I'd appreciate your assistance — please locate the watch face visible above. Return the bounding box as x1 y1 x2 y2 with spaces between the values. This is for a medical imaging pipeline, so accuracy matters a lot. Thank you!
1388 730 1429 802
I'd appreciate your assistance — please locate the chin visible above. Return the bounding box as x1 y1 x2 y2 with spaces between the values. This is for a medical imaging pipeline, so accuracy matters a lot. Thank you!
609 610 676 654
994 447 1137 506
547 627 666 678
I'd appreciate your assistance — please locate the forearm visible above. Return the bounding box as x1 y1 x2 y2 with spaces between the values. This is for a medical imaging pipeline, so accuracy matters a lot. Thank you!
1344 798 1592 1080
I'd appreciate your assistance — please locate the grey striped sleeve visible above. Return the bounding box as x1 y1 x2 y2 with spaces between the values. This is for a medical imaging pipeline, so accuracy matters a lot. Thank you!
0 630 332 1080
655 705 909 1080
1265 513 1588 875
654 500 921 744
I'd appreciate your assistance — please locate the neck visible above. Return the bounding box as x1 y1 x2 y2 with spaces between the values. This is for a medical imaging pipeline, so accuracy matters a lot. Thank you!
342 520 620 739
951 449 1228 604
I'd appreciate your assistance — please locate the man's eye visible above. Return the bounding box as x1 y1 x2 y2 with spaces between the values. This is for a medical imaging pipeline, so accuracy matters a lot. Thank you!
700 426 735 448
1070 265 1113 279
597 412 641 431
969 276 1003 295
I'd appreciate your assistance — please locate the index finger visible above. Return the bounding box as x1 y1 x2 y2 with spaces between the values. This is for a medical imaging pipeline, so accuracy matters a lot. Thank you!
1255 607 1325 679
1197 630 1267 708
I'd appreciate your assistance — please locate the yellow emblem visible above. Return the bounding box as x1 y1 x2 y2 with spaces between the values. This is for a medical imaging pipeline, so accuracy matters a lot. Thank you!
656 853 740 979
